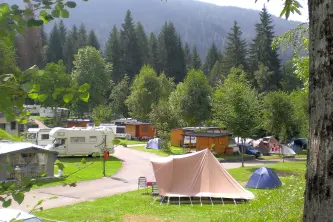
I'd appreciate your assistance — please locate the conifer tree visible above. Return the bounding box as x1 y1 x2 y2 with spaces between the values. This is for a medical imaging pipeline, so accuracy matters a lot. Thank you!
249 6 281 90
88 29 100 50
40 25 48 47
46 23 63 63
77 23 88 49
105 25 123 83
203 42 220 74
192 45 201 70
223 21 248 74
135 22 149 64
148 32 159 71
63 25 79 72
58 20 67 48
120 10 142 79
157 22 186 82
184 42 192 71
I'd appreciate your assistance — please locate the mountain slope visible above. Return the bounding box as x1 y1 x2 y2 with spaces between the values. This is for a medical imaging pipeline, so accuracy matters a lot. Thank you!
19 0 301 59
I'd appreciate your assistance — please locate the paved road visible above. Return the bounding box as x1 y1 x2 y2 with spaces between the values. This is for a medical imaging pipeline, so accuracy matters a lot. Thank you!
9 147 303 211
11 147 158 211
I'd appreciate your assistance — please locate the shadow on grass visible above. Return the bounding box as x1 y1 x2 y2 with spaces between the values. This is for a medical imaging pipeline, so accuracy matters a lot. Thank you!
57 156 120 163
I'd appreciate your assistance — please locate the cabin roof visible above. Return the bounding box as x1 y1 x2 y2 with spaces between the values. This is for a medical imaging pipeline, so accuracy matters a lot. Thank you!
125 122 152 126
182 132 232 138
172 126 226 131
0 141 56 155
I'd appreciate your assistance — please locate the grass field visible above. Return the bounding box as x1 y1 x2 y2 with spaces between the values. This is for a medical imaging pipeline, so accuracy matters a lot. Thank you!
34 156 122 188
36 161 306 222
128 146 183 156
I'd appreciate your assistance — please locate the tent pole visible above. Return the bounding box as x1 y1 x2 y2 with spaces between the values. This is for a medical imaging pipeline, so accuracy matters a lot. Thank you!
179 196 180 206
160 196 164 205
189 197 193 206
167 197 170 205
233 199 237 205
200 196 202 207
210 196 214 206
221 197 224 205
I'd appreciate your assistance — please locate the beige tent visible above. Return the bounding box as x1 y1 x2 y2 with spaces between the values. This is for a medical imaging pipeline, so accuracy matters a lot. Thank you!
151 149 254 200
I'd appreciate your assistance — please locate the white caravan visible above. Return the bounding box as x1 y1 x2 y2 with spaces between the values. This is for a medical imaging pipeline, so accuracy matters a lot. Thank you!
99 124 127 139
26 128 53 146
46 127 115 156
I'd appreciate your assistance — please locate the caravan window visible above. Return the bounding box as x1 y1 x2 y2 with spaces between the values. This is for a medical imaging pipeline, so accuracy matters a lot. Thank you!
41 134 49 140
116 127 125 134
70 137 86 143
89 136 97 142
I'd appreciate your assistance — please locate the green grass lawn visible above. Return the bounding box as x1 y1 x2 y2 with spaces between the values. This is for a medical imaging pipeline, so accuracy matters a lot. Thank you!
128 146 183 156
34 156 122 188
36 161 306 222
118 139 147 145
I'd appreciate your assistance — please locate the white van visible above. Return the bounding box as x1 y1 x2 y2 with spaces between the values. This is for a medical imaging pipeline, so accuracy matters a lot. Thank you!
46 127 115 156
26 128 53 146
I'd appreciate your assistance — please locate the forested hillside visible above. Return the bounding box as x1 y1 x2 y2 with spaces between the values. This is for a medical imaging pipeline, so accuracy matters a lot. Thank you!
11 0 300 59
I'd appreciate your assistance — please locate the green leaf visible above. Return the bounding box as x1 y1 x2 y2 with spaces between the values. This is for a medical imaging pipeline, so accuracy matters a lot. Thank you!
0 3 9 13
81 158 87 164
28 93 38 100
78 83 90 92
12 192 24 204
2 199 12 208
5 113 15 122
63 93 73 103
52 92 59 99
55 163 65 171
32 84 40 93
51 9 60 18
21 82 34 92
27 19 43 27
79 91 89 102
60 9 69 18
66 1 77 8
38 94 47 102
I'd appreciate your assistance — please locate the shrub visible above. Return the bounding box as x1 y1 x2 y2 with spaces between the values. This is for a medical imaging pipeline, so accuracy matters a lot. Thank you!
0 129 21 141
119 142 127 147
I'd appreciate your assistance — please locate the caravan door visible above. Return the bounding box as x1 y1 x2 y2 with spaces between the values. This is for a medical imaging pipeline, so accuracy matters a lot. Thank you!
53 138 67 155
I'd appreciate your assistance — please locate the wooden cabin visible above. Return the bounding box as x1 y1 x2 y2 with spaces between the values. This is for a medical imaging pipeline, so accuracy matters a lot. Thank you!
170 127 227 147
125 122 155 140
182 132 232 155
66 119 94 128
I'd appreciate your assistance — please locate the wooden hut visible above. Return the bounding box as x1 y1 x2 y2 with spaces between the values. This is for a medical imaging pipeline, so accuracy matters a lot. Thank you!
66 119 94 128
125 122 155 140
181 132 232 155
170 127 227 147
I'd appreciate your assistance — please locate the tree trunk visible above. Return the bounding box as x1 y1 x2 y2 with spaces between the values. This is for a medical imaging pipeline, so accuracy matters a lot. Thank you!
304 1 333 221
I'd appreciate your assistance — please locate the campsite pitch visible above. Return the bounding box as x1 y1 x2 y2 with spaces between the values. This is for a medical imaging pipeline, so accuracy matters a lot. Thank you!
36 161 305 222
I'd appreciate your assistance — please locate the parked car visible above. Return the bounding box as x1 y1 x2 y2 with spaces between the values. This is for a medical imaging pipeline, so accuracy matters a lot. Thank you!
0 208 42 222
288 138 308 149
238 144 261 159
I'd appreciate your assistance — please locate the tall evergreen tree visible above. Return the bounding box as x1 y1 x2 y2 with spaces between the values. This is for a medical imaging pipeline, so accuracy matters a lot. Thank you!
88 29 100 50
192 45 201 69
184 42 192 71
105 25 123 83
46 23 63 63
77 23 88 49
58 20 67 47
157 22 186 82
63 25 79 72
120 10 142 79
148 32 159 71
249 6 281 90
135 22 149 64
223 21 248 74
203 42 220 75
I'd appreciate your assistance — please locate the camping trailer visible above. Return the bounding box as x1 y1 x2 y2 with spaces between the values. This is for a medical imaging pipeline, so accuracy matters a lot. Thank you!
46 127 115 156
26 128 53 146
99 124 127 138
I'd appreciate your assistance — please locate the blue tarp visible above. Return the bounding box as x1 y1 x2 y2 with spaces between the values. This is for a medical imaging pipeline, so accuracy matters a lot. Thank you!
246 167 282 189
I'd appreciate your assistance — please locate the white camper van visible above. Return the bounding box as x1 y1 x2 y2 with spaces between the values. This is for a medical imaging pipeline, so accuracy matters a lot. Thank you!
26 128 53 146
46 127 115 156
99 124 127 139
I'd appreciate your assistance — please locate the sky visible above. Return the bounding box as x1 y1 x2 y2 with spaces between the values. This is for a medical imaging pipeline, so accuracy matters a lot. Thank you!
199 0 308 22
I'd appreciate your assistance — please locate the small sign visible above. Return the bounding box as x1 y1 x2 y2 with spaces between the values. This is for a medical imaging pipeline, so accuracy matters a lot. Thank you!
104 151 110 160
